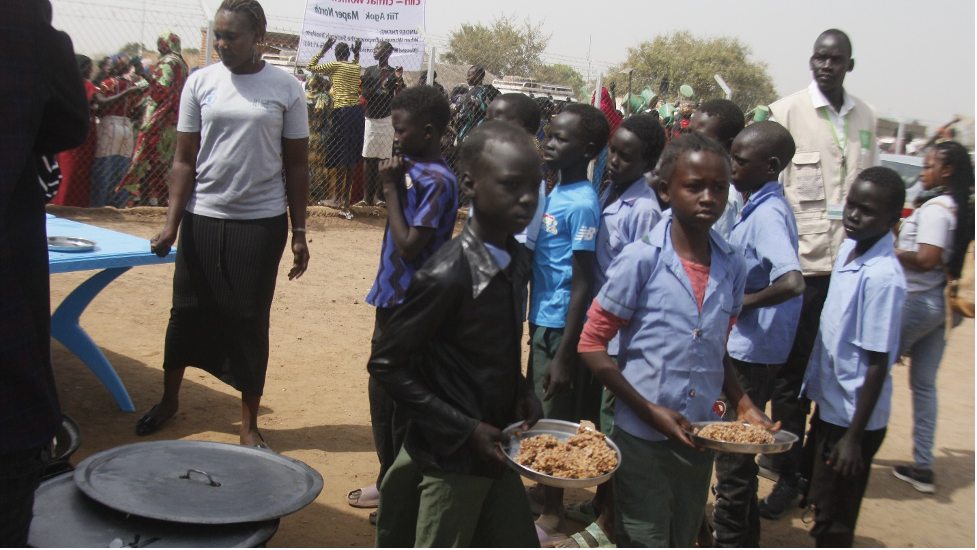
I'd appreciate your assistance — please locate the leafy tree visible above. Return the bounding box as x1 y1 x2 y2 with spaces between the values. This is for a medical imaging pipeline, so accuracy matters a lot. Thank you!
441 15 550 77
119 41 146 57
605 31 776 112
531 64 585 97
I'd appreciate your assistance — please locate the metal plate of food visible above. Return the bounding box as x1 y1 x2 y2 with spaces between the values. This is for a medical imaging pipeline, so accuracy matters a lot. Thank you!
30 472 279 548
48 236 97 252
686 421 798 454
74 440 323 524
501 419 621 489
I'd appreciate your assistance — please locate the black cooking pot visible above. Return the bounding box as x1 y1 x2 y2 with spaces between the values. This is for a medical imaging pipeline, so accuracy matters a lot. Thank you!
41 414 82 480
29 472 279 548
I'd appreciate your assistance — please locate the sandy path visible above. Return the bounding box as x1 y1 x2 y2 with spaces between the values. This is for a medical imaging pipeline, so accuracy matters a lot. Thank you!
46 206 974 547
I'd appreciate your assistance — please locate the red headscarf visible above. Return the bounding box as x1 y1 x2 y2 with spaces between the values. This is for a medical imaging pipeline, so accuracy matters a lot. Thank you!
592 87 622 143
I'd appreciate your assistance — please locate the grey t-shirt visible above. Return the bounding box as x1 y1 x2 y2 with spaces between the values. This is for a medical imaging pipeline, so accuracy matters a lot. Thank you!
178 62 309 219
897 195 957 293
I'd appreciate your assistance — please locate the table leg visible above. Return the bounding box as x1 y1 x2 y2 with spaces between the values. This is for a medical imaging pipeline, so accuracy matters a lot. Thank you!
51 267 136 412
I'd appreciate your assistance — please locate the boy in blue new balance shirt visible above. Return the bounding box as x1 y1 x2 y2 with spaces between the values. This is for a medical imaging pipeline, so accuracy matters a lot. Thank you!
528 103 608 539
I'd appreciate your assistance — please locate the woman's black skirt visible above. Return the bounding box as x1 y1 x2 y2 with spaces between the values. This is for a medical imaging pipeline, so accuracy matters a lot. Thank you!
163 212 288 396
325 104 365 167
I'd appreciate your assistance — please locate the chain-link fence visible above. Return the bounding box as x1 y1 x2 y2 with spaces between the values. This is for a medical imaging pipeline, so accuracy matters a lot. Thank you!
51 0 207 207
299 41 626 211
50 0 632 212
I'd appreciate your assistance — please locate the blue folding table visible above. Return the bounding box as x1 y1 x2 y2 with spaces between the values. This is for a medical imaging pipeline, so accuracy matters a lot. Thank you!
47 215 175 412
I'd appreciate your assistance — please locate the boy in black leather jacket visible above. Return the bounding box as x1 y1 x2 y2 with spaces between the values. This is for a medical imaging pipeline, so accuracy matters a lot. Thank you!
368 120 544 547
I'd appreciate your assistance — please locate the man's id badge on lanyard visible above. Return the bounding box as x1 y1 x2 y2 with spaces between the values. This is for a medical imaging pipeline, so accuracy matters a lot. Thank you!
827 204 844 220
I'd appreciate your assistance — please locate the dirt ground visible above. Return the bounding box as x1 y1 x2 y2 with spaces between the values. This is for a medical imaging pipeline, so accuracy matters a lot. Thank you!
46 206 974 547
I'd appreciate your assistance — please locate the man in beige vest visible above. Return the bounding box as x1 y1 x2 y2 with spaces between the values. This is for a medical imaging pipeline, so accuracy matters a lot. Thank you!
757 28 878 520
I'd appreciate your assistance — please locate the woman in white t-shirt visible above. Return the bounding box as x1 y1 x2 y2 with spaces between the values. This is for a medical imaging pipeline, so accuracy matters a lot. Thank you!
892 141 974 493
135 0 311 449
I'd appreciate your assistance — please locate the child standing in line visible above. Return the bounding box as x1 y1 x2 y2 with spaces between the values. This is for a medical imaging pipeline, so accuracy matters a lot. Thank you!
485 93 546 251
801 167 907 548
369 120 544 547
560 113 667 549
307 36 364 219
529 103 608 542
487 93 542 138
689 98 746 240
347 86 458 521
711 121 806 547
578 133 775 547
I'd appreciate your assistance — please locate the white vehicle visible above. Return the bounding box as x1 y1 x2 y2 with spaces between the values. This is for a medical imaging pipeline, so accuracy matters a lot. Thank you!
492 76 574 100
262 51 305 81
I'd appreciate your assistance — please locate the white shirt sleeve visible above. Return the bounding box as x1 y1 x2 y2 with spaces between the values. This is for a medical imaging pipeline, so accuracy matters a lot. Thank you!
282 76 310 139
177 73 200 133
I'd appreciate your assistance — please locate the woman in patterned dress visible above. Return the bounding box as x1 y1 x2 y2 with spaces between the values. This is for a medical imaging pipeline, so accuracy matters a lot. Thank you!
119 32 189 206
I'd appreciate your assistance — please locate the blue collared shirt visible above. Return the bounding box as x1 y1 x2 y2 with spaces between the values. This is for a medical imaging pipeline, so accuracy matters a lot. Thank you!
594 177 663 354
597 217 747 441
802 234 906 430
713 186 744 240
727 181 803 365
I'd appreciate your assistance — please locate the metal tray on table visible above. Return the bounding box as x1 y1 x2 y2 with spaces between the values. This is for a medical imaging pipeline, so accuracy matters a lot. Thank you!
48 236 96 252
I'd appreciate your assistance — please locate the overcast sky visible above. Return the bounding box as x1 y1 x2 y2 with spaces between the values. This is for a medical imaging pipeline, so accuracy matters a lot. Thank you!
54 0 975 131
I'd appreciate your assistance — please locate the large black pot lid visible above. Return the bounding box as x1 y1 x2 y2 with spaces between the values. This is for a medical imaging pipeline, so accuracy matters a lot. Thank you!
74 440 323 524
30 472 279 547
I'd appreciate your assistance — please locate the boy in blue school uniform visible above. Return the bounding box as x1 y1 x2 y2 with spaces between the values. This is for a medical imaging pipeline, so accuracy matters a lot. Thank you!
484 93 546 252
528 103 609 538
579 133 776 547
711 122 807 546
351 86 459 514
801 167 907 548
368 121 545 547
689 99 746 240
594 114 668 321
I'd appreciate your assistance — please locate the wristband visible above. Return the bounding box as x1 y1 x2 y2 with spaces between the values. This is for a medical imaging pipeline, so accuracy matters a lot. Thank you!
291 228 306 233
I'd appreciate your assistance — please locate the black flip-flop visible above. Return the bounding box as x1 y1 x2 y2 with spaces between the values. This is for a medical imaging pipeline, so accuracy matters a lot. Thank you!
253 429 273 452
135 405 168 436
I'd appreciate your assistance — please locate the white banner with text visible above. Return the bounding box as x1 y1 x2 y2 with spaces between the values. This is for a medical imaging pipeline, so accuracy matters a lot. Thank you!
297 0 426 70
